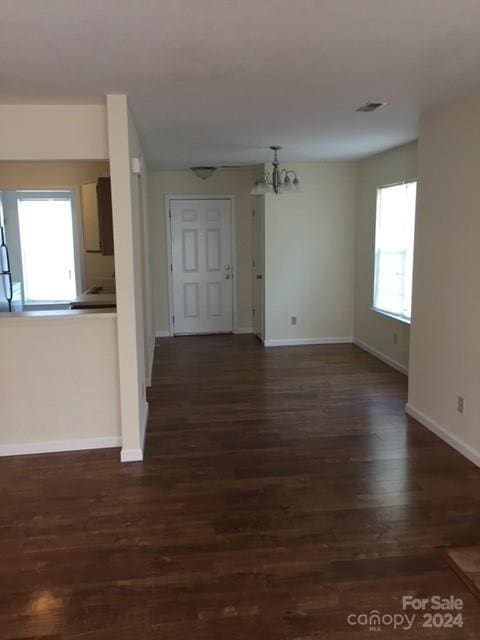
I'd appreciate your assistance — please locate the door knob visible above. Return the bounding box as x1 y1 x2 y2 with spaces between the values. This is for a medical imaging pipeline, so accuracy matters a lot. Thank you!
256 274 263 280
225 274 231 280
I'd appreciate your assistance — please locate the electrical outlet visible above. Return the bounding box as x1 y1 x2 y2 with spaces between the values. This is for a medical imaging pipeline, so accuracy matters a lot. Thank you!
457 396 464 414
393 333 398 345
291 316 297 326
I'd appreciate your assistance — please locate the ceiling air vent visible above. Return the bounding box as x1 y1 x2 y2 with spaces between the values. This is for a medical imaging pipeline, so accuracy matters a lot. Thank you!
356 101 387 113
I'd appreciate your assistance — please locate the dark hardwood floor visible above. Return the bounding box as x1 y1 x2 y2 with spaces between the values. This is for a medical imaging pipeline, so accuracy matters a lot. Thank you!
1 335 480 638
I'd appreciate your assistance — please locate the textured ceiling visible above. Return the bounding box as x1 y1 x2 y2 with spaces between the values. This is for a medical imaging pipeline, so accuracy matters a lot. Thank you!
1 0 480 167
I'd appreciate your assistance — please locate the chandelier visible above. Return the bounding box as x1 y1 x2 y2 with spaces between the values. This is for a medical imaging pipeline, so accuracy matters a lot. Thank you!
251 146 300 195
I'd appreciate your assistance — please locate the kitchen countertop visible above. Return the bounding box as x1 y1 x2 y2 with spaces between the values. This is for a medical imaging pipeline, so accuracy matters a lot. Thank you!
70 285 116 309
0 308 117 320
71 292 116 305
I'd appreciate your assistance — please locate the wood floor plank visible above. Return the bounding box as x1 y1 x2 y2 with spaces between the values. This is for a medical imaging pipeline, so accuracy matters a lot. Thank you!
1 336 479 638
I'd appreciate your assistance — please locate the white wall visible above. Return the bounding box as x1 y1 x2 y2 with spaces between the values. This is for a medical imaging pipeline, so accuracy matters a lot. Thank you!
407 94 480 465
0 105 108 161
263 162 356 345
0 312 120 454
353 142 417 372
148 168 255 334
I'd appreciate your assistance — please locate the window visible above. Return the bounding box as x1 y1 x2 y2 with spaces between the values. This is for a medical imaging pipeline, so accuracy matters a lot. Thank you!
373 181 416 322
17 191 78 303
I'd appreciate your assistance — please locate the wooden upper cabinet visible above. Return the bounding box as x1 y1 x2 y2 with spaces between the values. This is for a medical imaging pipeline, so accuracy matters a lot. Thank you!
96 177 114 256
81 182 101 252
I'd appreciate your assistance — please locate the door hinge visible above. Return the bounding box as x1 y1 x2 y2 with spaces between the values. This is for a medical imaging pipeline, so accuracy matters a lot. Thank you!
169 209 171 218
252 308 256 317
170 263 173 272
172 315 175 324
252 259 256 268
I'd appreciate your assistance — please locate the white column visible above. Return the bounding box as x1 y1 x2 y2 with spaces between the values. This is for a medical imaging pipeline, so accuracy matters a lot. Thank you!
106 94 147 462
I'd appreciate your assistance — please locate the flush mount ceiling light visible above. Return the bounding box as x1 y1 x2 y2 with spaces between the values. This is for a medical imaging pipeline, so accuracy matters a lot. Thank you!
356 101 387 112
191 166 216 180
251 146 300 195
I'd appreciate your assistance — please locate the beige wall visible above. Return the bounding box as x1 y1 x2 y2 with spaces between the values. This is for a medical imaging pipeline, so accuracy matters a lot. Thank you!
131 146 155 388
353 142 417 372
0 160 114 291
0 161 108 189
407 94 480 463
127 106 153 399
148 168 255 333
264 162 356 344
83 254 115 291
0 105 108 161
0 313 120 452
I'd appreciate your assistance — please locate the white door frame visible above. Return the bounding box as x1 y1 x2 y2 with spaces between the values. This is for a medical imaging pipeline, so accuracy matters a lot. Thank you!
164 195 237 337
252 196 265 343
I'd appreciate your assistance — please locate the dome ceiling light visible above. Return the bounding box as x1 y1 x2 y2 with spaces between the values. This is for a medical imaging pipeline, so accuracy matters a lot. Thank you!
191 166 217 180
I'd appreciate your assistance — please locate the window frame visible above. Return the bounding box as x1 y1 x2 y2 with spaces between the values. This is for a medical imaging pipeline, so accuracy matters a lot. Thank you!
372 180 416 325
15 189 84 304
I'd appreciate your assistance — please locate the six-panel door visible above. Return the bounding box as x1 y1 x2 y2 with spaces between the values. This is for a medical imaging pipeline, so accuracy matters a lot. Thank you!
170 199 233 334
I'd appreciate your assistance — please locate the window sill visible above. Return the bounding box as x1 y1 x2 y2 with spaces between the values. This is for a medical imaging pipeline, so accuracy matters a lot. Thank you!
370 307 411 326
23 302 71 311
24 301 70 306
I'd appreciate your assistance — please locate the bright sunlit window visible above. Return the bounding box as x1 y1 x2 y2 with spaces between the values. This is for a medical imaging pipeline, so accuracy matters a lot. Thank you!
17 192 78 303
373 181 417 322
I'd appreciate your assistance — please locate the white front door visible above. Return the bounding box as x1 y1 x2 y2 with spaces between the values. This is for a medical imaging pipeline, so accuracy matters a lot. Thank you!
252 196 265 340
170 198 233 335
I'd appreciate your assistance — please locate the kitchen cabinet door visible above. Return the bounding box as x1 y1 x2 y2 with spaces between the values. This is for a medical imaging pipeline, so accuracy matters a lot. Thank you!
97 177 114 256
81 182 101 252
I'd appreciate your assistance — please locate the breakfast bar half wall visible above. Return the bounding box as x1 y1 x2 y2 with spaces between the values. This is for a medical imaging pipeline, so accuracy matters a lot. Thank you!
0 310 121 456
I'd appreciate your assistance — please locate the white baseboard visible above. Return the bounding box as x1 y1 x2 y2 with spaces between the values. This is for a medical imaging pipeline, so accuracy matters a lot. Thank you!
233 327 253 334
405 403 480 469
120 447 143 462
0 436 121 458
264 336 352 347
120 402 148 463
157 328 252 337
353 337 408 375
